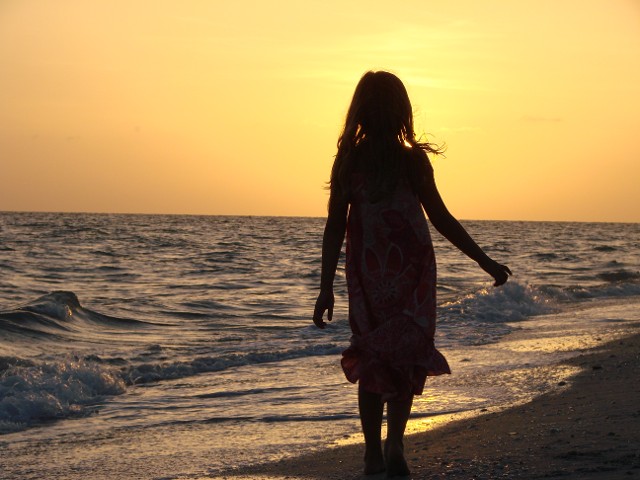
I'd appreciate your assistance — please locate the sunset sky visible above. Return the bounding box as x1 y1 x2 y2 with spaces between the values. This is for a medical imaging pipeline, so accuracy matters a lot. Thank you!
1 1 639 221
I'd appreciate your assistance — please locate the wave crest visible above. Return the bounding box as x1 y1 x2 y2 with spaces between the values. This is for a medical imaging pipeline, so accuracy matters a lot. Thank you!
441 281 552 325
0 291 149 340
0 356 126 433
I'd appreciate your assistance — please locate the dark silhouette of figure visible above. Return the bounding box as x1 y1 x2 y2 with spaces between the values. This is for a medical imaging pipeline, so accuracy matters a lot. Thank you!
313 71 511 477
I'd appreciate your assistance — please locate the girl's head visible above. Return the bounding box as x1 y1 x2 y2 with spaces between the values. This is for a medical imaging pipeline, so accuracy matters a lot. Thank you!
331 71 442 201
342 71 415 145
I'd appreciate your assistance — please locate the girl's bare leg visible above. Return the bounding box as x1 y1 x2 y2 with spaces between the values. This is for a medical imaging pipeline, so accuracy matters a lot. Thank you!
358 385 385 474
385 396 413 477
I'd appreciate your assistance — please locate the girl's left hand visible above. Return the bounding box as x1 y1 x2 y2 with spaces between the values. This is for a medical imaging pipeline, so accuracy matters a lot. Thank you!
481 259 512 286
313 289 334 329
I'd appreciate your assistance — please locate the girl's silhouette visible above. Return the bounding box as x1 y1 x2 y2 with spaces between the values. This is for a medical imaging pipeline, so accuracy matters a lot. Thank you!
313 71 511 477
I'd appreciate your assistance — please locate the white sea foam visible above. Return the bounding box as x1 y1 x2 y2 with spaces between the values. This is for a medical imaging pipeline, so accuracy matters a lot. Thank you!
124 343 343 384
0 357 125 433
440 281 552 324
0 341 346 433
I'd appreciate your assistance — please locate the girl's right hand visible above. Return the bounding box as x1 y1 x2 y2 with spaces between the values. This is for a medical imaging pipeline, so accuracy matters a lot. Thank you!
313 289 334 329
480 259 512 286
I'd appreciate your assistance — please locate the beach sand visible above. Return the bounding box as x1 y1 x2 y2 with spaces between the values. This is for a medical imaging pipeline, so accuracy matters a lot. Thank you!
223 332 640 480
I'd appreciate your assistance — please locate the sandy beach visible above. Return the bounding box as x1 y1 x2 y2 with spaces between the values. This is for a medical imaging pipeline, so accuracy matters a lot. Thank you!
224 331 640 480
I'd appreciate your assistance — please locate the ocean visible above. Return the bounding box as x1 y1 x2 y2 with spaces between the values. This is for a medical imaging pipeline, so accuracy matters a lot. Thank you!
0 212 639 479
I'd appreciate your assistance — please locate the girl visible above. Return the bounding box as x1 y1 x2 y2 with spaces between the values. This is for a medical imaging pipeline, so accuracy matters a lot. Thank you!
313 71 511 478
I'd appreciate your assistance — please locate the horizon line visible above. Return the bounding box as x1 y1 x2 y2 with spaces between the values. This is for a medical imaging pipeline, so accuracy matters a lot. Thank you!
1 210 638 225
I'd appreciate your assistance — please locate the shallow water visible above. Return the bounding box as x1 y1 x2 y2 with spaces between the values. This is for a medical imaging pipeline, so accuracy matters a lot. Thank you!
0 213 639 477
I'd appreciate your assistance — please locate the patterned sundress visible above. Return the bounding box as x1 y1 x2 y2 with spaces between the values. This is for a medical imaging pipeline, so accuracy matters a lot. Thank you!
341 173 451 400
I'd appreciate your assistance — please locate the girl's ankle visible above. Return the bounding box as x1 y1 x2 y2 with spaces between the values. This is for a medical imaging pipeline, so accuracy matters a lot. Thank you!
363 445 385 475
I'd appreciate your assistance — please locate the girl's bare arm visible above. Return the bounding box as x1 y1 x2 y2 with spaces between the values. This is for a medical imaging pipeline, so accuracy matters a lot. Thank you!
419 177 511 286
313 193 348 328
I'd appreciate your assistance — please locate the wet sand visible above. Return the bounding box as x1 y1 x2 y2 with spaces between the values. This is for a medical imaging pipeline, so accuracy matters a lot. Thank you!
224 332 640 479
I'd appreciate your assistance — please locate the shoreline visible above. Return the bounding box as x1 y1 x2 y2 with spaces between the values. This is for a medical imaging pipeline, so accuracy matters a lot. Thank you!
223 330 640 479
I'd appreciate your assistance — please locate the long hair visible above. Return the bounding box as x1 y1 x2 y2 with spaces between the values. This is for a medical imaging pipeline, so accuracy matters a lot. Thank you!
330 71 444 202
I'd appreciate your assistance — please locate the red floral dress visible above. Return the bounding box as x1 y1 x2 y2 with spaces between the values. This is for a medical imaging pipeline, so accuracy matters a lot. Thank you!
341 173 451 400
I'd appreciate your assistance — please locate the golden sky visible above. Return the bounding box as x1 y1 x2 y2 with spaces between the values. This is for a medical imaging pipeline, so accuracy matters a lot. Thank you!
1 0 639 221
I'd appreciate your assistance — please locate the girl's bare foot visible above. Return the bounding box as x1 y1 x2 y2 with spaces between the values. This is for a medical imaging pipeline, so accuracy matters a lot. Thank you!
364 447 385 475
385 442 410 478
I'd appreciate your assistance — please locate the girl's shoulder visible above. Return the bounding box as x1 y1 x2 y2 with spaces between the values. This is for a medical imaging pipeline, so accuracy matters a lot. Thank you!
407 146 434 173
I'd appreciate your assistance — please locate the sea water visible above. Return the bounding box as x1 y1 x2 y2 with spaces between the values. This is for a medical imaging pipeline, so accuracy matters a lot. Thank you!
0 213 638 479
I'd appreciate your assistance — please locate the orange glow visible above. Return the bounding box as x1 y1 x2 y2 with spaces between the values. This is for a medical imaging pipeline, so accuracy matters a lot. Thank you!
1 0 639 221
